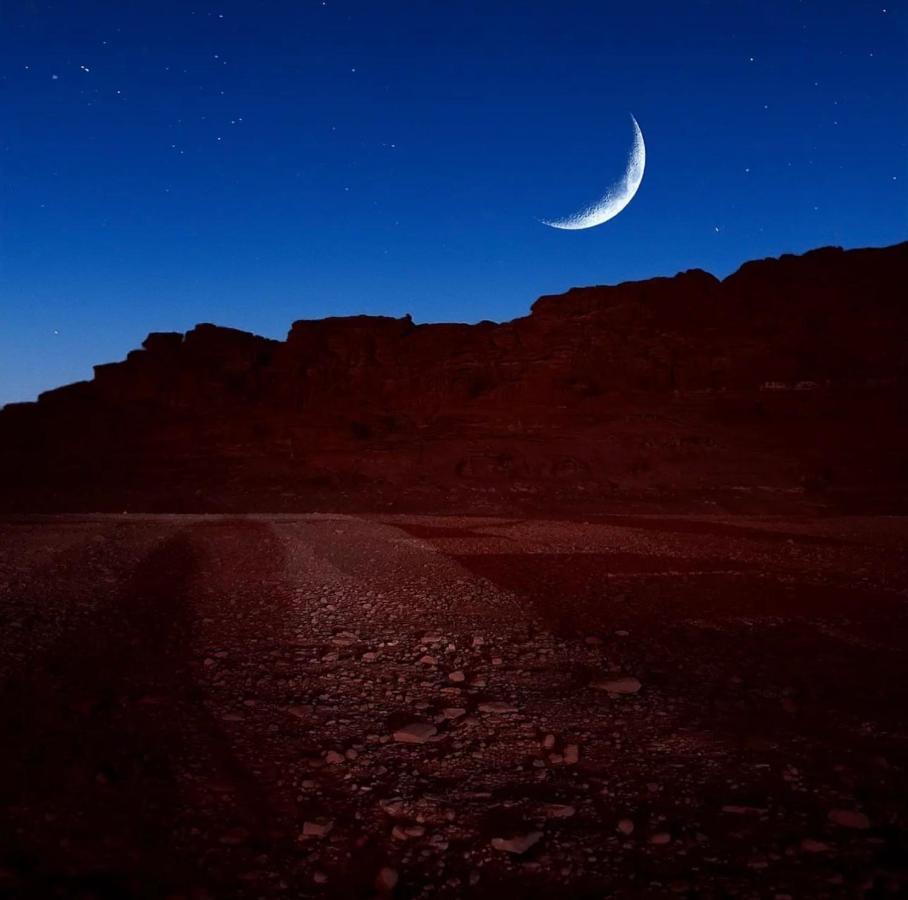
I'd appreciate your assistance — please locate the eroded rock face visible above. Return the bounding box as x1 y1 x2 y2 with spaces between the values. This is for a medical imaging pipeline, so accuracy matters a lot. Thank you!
1 243 907 512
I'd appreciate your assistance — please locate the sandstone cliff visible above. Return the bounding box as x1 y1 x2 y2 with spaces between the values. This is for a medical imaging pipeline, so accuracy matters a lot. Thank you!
2 242 906 512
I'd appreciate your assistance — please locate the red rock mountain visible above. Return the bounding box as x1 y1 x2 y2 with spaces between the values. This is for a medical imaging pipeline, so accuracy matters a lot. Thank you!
2 242 906 513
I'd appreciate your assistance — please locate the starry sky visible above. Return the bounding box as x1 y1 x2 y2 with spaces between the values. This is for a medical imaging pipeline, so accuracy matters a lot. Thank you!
1 1 906 406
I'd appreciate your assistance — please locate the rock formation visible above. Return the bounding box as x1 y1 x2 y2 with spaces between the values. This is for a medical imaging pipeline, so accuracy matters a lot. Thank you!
1 242 906 512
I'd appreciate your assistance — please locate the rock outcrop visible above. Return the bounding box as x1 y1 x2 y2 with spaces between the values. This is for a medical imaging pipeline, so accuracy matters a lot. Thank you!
1 242 906 512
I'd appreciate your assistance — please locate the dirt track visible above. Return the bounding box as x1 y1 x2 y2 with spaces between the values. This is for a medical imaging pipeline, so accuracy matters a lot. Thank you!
1 514 906 898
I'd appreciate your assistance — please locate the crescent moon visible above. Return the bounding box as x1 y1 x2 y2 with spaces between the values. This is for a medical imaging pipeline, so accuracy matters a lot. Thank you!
541 115 646 230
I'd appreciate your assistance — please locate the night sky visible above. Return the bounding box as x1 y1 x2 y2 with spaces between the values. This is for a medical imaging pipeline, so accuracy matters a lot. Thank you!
2 1 906 406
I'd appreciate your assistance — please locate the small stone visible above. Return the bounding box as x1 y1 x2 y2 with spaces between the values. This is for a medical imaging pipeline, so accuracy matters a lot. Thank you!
617 818 635 835
594 676 642 695
827 809 870 830
478 701 518 714
443 707 467 719
392 722 437 744
375 866 398 892
649 832 672 845
542 733 556 750
324 750 344 765
563 744 579 765
544 804 575 818
219 826 249 845
801 838 830 853
491 831 543 854
448 670 466 682
300 820 333 838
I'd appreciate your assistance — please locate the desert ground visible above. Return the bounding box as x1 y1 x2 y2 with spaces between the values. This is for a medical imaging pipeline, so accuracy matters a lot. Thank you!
1 513 906 898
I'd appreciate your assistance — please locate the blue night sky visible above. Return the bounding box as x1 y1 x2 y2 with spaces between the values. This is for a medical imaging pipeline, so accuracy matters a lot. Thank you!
1 1 906 406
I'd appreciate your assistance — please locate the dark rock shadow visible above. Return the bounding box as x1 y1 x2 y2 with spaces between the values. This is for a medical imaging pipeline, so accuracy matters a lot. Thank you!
0 525 285 898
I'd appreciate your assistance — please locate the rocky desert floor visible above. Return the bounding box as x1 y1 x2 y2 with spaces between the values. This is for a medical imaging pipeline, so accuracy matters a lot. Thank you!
0 513 906 898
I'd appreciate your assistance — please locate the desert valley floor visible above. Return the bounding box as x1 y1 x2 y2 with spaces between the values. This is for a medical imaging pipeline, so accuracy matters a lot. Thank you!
1 513 906 898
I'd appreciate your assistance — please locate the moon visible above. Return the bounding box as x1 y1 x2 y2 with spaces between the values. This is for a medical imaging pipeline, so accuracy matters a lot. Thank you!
541 115 646 230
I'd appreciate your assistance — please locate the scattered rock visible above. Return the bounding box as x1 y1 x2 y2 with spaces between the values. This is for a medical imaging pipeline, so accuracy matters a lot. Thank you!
218 826 249 846
478 701 518 714
391 824 420 840
617 818 635 835
827 809 870 830
300 820 333 838
544 804 576 819
593 676 642 695
375 866 399 892
491 831 543 854
392 722 437 744
801 838 831 853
